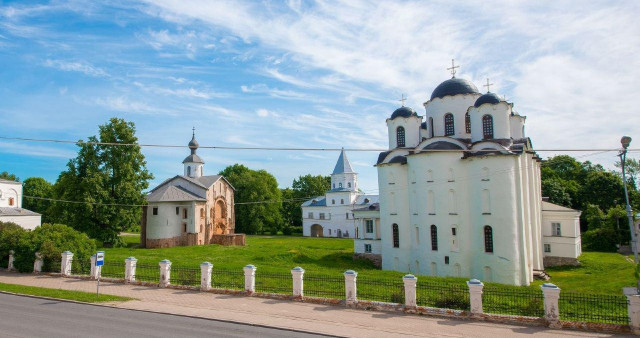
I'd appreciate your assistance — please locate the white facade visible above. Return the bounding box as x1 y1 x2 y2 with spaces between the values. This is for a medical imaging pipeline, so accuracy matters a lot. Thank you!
353 205 382 256
541 201 582 260
0 178 42 230
302 150 378 238
373 76 581 286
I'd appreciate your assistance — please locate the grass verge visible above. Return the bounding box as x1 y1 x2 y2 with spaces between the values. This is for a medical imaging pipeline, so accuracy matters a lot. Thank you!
0 282 133 303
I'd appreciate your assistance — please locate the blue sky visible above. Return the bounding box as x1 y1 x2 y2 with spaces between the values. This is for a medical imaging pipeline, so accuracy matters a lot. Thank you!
1 0 639 194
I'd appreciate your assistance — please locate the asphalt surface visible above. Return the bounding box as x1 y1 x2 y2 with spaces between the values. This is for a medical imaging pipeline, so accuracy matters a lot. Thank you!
0 293 330 338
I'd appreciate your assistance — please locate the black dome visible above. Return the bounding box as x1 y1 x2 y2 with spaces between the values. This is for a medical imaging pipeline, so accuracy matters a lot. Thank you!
188 135 199 149
390 106 417 119
430 78 479 100
474 92 502 107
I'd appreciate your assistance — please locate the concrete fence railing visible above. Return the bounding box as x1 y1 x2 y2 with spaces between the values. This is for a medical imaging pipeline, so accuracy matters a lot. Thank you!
2 250 637 333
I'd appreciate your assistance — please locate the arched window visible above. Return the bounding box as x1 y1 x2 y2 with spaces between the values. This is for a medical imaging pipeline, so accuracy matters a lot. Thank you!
428 117 434 138
333 183 335 189
339 183 342 188
484 226 494 253
187 166 191 177
444 113 455 136
200 208 205 218
465 112 471 133
348 182 351 188
482 115 494 139
392 224 399 248
340 198 344 204
430 225 438 251
332 199 335 205
8 197 14 206
396 126 406 147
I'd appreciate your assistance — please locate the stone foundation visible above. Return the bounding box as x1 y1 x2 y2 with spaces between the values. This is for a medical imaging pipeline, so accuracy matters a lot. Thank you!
543 256 580 267
212 234 246 246
146 236 182 249
354 253 382 268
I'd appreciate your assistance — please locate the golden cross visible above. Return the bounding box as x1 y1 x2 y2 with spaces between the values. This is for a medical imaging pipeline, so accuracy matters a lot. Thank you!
398 94 407 107
483 78 493 93
447 59 459 78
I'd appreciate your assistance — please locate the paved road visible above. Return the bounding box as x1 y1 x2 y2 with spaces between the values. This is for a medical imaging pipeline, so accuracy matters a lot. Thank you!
0 293 330 338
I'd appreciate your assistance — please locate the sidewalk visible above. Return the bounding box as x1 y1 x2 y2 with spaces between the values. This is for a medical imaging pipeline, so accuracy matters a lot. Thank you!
0 271 623 338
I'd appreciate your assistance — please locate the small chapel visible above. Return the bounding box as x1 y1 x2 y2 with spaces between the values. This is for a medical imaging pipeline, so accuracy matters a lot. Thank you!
141 130 244 248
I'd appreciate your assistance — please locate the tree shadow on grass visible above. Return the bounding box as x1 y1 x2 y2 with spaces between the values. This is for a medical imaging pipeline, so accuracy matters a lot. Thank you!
292 252 378 270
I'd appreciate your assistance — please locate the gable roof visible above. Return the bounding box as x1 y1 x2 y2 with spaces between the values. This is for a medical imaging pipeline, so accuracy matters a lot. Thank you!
542 201 581 213
150 175 235 193
147 185 206 202
332 149 355 174
0 207 40 216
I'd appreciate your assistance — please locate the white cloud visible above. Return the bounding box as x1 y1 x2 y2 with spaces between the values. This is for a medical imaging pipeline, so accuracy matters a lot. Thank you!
44 59 109 77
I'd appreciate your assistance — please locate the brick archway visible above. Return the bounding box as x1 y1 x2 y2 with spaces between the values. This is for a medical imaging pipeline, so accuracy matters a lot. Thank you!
310 224 323 237
214 198 228 235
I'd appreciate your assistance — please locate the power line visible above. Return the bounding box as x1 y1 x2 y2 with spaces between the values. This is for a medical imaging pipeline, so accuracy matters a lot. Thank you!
1 135 637 153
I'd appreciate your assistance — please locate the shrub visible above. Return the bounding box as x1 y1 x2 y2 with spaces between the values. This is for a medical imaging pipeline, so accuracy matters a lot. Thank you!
434 293 470 310
10 223 97 273
0 221 28 268
282 226 293 236
390 292 404 304
582 227 618 252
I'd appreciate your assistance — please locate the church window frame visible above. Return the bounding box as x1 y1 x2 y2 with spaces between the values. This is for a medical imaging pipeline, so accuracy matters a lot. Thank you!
552 222 562 236
8 197 14 206
176 207 180 215
396 126 406 147
484 226 494 253
341 198 344 204
200 208 205 218
187 166 191 177
430 225 438 251
332 199 335 205
319 213 325 220
348 182 351 188
465 112 471 133
428 117 434 138
392 224 400 248
339 182 342 188
544 244 551 253
152 207 158 215
183 208 188 219
364 244 372 253
308 212 313 219
482 115 494 139
444 113 455 136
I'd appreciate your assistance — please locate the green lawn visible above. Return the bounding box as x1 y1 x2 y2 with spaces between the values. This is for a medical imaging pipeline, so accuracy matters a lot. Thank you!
102 235 635 295
0 282 133 303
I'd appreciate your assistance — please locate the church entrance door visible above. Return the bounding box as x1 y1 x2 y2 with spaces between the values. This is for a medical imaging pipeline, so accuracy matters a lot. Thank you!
310 224 323 237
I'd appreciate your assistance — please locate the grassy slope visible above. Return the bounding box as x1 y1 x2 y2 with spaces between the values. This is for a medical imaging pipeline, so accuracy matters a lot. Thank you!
0 282 133 303
103 235 634 295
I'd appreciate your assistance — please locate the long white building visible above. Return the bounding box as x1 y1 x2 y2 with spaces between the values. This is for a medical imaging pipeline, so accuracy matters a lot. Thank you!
359 74 581 286
302 150 378 238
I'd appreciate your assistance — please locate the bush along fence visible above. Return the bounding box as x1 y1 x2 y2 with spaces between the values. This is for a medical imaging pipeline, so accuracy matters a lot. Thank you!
4 250 640 334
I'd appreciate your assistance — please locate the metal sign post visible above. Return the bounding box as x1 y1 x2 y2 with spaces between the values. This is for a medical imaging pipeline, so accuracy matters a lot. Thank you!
96 251 104 296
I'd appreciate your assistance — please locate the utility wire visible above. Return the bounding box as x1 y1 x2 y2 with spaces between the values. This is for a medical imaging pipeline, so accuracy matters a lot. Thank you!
1 136 637 153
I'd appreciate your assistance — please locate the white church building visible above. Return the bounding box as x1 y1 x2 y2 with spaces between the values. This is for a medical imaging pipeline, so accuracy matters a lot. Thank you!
0 178 41 230
359 70 581 286
302 150 378 238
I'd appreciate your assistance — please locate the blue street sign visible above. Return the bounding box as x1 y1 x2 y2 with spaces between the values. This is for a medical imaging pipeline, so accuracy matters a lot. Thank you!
96 251 104 267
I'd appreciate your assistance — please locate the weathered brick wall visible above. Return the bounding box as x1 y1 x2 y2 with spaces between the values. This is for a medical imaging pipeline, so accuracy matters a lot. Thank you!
353 253 382 268
212 234 246 246
543 256 579 267
146 236 182 248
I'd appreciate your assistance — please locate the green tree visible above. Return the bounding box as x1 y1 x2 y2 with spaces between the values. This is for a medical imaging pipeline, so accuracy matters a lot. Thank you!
281 174 330 228
583 204 605 231
219 164 282 235
51 118 152 246
579 171 625 212
22 177 53 223
541 178 572 207
615 157 639 189
0 171 18 181
605 205 629 245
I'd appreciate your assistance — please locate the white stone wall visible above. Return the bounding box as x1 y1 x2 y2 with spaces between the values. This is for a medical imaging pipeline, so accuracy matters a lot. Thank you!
354 238 382 254
510 115 526 139
423 94 480 139
302 204 358 238
331 173 357 192
541 210 581 259
468 102 511 142
0 215 41 230
386 115 422 148
146 202 193 239
0 181 22 208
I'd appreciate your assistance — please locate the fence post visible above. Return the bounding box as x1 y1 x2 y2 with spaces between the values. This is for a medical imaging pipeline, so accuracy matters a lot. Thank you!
344 270 358 305
159 259 172 287
125 257 137 283
7 250 15 271
201 262 213 291
33 252 43 273
541 283 561 328
403 274 417 307
291 266 305 298
90 254 100 279
60 251 73 276
243 264 256 294
467 279 484 314
627 294 640 334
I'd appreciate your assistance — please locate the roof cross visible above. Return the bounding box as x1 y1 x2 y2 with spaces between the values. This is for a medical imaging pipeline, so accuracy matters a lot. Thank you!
192 126 195 137
483 78 493 93
447 59 459 78
398 94 407 107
